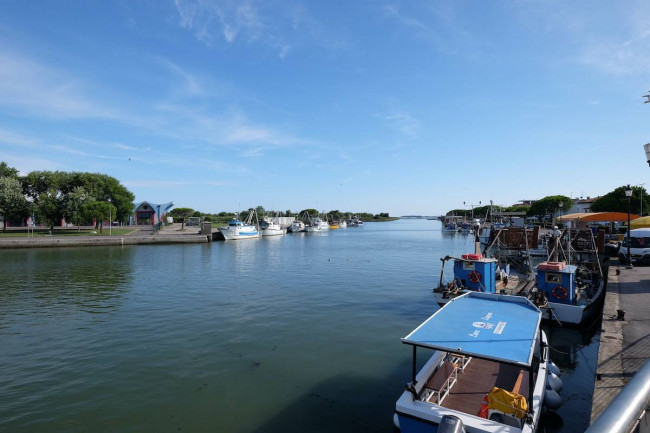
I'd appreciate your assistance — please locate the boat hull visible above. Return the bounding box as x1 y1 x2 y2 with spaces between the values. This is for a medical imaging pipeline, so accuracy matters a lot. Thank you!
262 228 286 236
220 227 260 240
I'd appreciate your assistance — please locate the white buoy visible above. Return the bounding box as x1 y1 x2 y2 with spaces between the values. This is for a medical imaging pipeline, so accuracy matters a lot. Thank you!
547 372 563 393
548 361 561 376
393 413 400 429
544 387 563 411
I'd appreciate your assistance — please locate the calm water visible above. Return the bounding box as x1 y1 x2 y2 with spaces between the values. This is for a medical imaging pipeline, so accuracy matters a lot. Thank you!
0 219 599 432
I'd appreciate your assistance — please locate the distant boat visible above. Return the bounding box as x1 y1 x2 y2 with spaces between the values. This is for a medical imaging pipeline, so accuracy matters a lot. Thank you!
339 220 347 228
262 220 287 236
219 210 260 240
288 219 305 233
306 216 328 232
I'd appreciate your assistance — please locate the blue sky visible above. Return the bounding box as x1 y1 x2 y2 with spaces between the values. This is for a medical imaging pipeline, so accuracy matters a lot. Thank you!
1 1 649 216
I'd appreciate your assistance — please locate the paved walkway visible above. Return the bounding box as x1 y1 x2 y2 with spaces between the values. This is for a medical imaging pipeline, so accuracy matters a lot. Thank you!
591 260 650 422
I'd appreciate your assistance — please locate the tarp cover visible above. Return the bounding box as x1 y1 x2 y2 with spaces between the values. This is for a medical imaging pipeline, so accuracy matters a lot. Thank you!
630 216 650 229
487 387 527 419
402 293 541 366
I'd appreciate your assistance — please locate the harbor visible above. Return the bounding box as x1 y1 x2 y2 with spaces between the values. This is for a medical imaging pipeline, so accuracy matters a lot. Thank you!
0 219 647 432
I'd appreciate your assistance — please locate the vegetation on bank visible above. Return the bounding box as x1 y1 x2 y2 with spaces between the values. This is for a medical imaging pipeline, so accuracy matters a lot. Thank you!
0 162 134 232
443 186 650 220
169 206 396 225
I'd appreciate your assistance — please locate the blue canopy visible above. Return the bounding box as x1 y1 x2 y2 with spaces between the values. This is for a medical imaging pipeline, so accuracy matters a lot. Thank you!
403 292 541 367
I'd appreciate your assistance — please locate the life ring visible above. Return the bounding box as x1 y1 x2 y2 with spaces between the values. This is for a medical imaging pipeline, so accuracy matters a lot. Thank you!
551 286 568 300
468 271 481 283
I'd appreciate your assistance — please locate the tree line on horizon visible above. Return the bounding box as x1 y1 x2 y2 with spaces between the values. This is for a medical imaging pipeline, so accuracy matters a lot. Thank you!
169 205 391 225
444 187 650 220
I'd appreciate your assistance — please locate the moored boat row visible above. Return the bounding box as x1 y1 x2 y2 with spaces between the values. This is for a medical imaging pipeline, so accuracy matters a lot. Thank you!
219 211 364 239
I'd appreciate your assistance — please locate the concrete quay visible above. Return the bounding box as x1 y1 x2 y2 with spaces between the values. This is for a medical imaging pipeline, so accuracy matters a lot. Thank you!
591 260 650 422
0 224 213 249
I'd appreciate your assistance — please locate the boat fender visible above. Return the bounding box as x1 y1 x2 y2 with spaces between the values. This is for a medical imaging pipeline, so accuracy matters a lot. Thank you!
544 387 563 411
393 413 400 429
468 271 481 284
547 372 563 393
548 361 561 377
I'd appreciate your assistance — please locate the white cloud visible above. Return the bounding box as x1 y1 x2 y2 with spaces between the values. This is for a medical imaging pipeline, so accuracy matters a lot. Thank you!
580 29 650 75
385 112 419 137
0 51 118 120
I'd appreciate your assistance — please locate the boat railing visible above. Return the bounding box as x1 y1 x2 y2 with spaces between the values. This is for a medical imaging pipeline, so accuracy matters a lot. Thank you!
586 359 650 433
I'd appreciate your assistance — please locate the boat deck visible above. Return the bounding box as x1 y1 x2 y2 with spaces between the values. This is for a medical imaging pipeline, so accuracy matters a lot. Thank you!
437 357 530 414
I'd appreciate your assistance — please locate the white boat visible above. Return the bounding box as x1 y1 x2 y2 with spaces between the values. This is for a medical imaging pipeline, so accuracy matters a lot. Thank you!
288 219 305 233
394 292 562 433
262 220 286 236
219 211 260 240
305 216 328 232
339 220 347 228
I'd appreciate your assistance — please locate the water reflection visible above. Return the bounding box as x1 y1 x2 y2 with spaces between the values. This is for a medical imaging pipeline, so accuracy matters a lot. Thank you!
0 247 133 317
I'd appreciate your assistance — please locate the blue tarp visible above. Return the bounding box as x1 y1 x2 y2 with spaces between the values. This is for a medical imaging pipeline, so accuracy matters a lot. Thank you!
403 292 541 366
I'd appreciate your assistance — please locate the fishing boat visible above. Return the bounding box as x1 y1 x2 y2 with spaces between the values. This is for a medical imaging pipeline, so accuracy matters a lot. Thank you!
305 216 325 232
339 219 347 228
434 232 534 305
262 220 287 236
288 219 305 233
441 221 458 233
394 292 562 433
527 226 609 326
219 210 260 240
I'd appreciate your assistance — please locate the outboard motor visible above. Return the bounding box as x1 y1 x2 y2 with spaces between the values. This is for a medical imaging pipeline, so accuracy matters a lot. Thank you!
438 415 466 433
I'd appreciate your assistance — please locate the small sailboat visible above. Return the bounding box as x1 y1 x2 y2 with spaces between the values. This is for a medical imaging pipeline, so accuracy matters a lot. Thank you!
394 292 562 433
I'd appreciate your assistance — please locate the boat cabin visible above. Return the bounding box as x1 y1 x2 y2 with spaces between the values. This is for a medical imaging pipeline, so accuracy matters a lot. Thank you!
536 262 576 305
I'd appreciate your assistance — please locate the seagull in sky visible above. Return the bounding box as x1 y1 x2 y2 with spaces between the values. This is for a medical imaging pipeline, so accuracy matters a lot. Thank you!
644 92 650 103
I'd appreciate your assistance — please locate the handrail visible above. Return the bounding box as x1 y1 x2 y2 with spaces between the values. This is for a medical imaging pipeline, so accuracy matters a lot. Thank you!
586 359 650 433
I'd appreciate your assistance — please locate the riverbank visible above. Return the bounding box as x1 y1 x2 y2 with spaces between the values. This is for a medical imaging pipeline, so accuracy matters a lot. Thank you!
591 259 650 422
0 224 210 249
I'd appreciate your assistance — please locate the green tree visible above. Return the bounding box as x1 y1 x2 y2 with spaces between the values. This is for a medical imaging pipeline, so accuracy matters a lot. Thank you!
169 207 195 229
0 176 29 232
527 195 573 218
67 172 134 222
64 186 89 231
591 186 649 215
256 205 266 217
22 170 70 230
82 201 116 233
0 162 19 178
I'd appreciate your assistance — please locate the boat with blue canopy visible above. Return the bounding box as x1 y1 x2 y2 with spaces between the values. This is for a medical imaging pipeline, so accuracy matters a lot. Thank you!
394 292 562 433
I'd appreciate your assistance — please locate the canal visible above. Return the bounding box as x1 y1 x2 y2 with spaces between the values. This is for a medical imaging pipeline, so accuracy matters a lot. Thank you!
0 219 598 432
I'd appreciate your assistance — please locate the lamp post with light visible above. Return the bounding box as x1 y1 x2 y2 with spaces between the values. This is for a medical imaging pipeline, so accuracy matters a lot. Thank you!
463 201 481 220
106 197 112 236
625 185 633 269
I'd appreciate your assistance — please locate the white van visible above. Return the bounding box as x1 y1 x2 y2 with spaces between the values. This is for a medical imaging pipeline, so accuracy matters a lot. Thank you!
618 228 650 264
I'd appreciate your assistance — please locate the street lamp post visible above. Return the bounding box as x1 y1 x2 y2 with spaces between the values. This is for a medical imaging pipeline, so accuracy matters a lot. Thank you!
625 185 633 269
463 201 481 220
157 205 161 231
107 197 112 236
